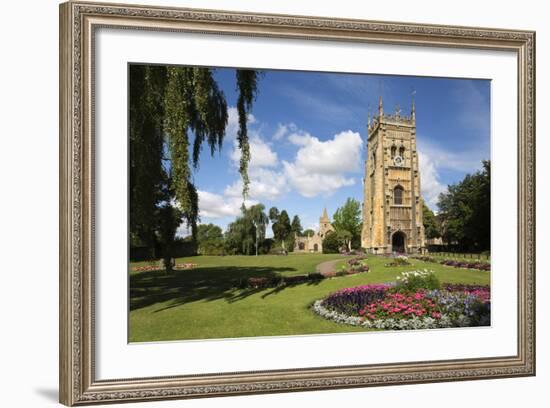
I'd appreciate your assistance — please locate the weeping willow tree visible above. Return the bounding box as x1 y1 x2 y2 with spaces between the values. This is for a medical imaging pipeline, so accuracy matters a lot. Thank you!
129 65 260 269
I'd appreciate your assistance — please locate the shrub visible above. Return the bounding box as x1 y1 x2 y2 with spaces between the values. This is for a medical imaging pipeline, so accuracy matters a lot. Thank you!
340 257 369 274
322 232 341 253
394 270 441 292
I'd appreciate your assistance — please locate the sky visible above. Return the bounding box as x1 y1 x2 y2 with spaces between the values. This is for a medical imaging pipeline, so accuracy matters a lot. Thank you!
178 67 490 236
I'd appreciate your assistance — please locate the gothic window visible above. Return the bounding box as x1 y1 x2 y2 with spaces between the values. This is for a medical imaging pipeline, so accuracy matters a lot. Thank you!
394 185 404 205
299 242 305 250
390 145 397 158
399 146 405 158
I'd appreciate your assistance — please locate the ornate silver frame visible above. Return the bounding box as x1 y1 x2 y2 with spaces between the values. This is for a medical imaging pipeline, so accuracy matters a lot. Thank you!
59 1 536 405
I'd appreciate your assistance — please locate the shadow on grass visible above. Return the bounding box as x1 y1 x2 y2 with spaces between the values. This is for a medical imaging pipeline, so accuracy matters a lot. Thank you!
260 279 323 299
130 266 310 312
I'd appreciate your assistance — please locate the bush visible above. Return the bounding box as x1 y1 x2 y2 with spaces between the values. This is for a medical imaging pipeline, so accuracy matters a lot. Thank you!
384 255 411 267
322 232 341 253
394 270 441 292
269 247 288 255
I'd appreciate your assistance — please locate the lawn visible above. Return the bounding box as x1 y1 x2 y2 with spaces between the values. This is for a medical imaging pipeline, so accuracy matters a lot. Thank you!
129 253 490 342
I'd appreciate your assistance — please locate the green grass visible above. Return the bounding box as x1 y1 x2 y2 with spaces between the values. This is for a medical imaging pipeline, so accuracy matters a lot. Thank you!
129 253 490 342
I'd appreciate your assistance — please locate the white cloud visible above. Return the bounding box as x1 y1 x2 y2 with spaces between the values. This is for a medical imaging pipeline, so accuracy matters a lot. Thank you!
272 123 289 141
225 106 257 140
230 135 278 168
225 167 288 201
417 139 484 173
418 151 447 209
176 224 192 238
197 190 257 219
288 130 362 174
282 162 356 197
283 130 363 197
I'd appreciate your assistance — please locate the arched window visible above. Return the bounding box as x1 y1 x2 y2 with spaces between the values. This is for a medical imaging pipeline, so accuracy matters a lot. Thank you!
399 146 405 158
394 185 404 205
299 242 305 250
390 145 397 158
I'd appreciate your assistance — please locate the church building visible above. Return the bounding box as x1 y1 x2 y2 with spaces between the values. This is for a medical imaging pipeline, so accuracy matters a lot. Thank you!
294 208 335 253
361 96 426 254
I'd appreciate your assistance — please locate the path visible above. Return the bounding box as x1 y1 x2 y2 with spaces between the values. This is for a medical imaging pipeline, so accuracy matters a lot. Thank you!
316 258 346 276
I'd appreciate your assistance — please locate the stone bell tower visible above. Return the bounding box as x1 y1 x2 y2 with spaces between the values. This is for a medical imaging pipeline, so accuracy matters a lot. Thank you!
361 95 425 254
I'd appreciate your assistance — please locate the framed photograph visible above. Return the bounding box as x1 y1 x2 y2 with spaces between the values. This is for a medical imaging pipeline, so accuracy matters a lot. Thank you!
59 1 535 405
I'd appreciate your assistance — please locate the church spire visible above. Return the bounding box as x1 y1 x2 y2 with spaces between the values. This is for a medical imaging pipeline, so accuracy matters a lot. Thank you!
321 207 329 221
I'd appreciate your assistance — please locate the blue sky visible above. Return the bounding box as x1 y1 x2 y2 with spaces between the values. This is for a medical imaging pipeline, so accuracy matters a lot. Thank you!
181 68 490 236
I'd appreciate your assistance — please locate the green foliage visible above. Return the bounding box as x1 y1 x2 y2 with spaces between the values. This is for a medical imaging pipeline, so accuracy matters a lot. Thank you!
291 215 303 236
422 201 440 239
332 198 362 250
164 67 228 235
224 204 269 255
270 208 292 249
196 223 224 255
394 270 441 292
129 65 167 252
259 238 274 255
236 69 260 198
322 231 341 253
303 229 315 237
247 204 270 256
437 160 490 251
157 204 183 272
268 207 280 223
129 65 260 260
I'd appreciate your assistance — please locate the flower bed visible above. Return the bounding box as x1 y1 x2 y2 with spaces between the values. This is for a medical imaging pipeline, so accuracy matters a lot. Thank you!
131 262 197 272
321 284 391 315
336 257 370 275
174 263 198 270
312 271 490 330
384 255 411 267
413 256 490 271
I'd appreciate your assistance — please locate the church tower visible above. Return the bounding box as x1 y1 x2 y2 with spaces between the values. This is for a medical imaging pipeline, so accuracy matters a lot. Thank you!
361 96 425 254
319 207 334 239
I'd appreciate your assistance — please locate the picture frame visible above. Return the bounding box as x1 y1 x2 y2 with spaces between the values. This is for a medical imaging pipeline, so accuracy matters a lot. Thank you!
59 1 536 405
